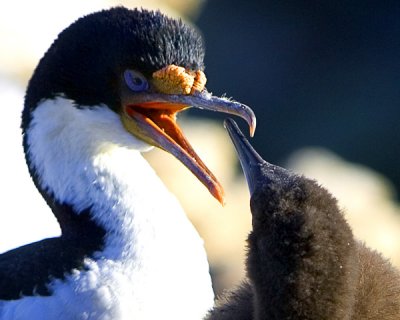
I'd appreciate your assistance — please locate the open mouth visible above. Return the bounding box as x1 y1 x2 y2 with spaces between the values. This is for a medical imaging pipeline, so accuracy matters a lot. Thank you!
126 103 188 138
123 101 223 203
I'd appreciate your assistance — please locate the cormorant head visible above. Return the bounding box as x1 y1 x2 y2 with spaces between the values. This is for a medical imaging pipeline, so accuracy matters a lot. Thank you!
23 7 256 204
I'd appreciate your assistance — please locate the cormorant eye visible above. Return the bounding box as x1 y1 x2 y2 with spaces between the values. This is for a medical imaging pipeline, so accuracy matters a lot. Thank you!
124 70 149 92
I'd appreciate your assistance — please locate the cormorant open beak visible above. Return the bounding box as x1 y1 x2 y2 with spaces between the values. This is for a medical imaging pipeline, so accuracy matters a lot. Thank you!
120 65 256 204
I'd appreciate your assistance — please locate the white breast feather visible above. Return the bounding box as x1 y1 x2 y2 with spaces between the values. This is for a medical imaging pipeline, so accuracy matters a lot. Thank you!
0 97 214 320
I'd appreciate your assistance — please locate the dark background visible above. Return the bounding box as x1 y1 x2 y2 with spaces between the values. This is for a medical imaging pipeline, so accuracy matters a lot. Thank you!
194 1 400 197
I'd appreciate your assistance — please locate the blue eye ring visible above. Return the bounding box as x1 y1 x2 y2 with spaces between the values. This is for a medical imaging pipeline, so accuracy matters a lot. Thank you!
124 69 149 92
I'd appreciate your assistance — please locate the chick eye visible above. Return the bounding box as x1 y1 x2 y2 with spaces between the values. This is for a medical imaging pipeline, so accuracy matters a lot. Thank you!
124 70 149 92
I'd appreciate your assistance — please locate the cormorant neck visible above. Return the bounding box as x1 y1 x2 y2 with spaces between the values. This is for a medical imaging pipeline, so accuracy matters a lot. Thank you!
22 97 156 254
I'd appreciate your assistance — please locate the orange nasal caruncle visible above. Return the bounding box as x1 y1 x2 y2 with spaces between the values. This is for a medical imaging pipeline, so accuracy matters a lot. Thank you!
152 65 207 95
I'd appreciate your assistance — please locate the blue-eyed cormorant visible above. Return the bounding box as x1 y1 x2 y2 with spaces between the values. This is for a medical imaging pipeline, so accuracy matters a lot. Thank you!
0 8 256 319
206 119 400 319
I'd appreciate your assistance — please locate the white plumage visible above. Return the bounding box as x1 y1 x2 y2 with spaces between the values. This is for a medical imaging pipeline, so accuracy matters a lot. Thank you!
1 97 214 319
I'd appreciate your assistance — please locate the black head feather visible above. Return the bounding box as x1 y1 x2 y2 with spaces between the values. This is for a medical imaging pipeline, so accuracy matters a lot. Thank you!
23 7 205 129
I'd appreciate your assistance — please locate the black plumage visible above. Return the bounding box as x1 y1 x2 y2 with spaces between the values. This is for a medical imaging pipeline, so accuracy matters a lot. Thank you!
207 119 400 319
